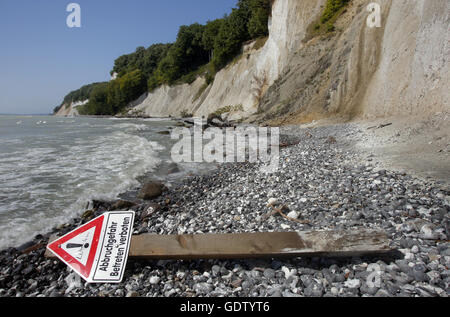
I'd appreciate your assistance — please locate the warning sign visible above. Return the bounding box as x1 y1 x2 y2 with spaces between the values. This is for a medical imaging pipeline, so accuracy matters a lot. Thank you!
47 211 135 283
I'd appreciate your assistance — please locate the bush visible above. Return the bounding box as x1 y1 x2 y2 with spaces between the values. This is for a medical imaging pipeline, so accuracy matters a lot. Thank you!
321 0 350 24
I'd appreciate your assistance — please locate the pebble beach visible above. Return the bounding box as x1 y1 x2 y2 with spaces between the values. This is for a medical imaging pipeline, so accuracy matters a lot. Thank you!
0 122 449 297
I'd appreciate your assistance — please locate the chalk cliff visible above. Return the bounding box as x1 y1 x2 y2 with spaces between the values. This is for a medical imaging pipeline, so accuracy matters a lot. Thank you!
126 0 327 119
110 0 450 123
54 100 88 117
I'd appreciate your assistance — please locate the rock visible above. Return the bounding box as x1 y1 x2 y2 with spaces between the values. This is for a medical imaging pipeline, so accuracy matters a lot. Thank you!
399 239 416 249
267 198 279 207
281 266 297 280
193 282 213 295
360 283 378 296
300 275 314 288
241 280 253 291
64 272 83 294
282 290 302 297
375 289 391 297
111 200 136 210
411 264 429 282
263 269 276 280
304 283 324 297
344 279 361 289
271 260 283 270
330 287 339 296
167 164 180 175
138 183 165 200
396 260 413 275
16 241 35 253
325 136 337 144
176 271 186 280
126 291 140 297
21 265 34 277
115 289 125 297
140 203 161 220
420 224 439 240
286 211 299 219
149 276 161 285
92 200 113 211
439 247 450 257
334 273 346 283
231 278 243 288
81 209 94 220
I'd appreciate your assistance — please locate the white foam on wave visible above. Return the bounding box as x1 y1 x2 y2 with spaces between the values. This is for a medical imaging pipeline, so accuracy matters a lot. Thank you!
0 121 162 249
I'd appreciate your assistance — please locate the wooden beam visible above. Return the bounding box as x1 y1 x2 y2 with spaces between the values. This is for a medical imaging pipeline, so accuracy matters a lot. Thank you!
45 229 391 260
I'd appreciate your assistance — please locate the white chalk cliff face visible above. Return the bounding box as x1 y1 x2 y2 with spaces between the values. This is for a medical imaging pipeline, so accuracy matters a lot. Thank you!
258 0 449 123
128 0 326 119
55 100 88 117
125 0 449 122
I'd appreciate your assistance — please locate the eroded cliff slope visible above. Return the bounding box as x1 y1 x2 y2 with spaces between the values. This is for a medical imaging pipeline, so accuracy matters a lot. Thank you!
125 0 449 125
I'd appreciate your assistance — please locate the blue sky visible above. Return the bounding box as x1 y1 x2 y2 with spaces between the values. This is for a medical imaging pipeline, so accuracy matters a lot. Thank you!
0 0 236 114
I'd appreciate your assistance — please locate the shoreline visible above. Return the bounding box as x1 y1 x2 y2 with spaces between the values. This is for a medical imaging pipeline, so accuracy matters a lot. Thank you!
0 122 448 297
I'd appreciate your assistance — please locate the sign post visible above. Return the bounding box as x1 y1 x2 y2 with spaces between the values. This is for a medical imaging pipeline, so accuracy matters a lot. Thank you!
46 211 135 283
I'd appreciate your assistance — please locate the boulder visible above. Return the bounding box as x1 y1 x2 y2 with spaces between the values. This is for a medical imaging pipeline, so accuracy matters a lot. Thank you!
138 182 165 200
140 203 162 220
111 200 136 210
81 209 94 220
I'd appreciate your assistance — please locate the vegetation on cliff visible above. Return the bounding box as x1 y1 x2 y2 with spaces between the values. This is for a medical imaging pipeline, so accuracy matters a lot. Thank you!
306 0 350 38
53 82 104 114
56 0 272 116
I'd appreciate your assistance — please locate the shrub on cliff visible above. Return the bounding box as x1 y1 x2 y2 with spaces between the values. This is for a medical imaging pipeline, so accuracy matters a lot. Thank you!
321 0 350 24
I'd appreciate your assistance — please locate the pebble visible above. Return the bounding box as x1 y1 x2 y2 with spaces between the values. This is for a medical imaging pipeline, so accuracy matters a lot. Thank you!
344 279 361 289
149 276 161 285
0 124 447 298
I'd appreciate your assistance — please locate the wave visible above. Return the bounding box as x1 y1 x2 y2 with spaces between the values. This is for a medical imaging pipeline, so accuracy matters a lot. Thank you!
0 121 162 249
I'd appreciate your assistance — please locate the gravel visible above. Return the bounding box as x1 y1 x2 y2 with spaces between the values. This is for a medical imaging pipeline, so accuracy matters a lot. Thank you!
0 123 448 297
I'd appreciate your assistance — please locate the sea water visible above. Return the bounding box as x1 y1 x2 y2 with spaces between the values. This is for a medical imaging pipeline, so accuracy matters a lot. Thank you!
0 115 195 249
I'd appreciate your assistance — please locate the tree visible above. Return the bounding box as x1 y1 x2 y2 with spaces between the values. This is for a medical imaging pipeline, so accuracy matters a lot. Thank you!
153 23 209 85
212 7 250 70
107 69 146 113
59 0 274 115
80 82 110 115
202 19 224 60
247 0 271 38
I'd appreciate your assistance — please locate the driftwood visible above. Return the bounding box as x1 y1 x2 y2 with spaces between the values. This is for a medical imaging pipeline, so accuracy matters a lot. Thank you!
262 206 309 224
279 140 301 148
367 123 393 130
46 229 391 260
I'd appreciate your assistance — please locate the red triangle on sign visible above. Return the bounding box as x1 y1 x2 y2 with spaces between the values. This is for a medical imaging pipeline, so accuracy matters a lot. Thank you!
47 215 105 279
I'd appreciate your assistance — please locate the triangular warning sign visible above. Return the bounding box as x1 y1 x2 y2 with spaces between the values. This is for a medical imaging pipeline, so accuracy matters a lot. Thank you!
47 215 104 279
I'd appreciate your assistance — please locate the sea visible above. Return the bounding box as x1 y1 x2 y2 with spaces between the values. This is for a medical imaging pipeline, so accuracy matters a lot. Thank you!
0 115 214 250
